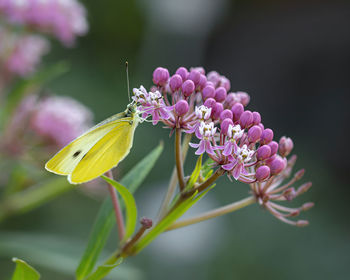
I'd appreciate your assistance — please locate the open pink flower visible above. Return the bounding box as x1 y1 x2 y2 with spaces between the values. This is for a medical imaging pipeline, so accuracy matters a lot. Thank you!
189 122 217 155
222 144 254 180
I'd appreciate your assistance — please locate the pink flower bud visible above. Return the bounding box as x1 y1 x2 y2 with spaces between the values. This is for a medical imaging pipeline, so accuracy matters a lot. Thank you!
153 67 169 86
265 154 276 165
261 128 274 144
268 141 278 155
225 92 237 106
301 202 314 211
239 110 253 128
255 165 270 181
252 111 261 125
258 123 264 131
202 85 215 100
182 80 195 97
191 67 205 75
221 118 233 135
231 103 244 122
214 86 227 102
220 109 233 121
212 102 224 120
279 136 294 157
283 188 296 201
257 145 271 160
295 169 305 180
296 182 312 196
296 220 309 227
220 76 231 91
169 74 183 92
207 71 220 86
175 67 188 81
248 125 262 143
269 155 286 175
236 91 250 106
175 100 189 116
204 97 216 109
140 217 153 228
198 74 207 90
188 69 201 86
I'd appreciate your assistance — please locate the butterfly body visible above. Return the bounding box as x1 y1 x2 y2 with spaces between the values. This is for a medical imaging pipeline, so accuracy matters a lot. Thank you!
45 103 139 184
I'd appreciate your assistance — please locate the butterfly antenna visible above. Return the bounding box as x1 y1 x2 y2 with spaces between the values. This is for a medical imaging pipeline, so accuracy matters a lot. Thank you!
126 61 131 102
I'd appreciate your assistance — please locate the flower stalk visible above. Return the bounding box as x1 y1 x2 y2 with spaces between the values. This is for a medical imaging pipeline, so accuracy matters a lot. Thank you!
167 196 256 231
105 170 125 242
175 128 186 191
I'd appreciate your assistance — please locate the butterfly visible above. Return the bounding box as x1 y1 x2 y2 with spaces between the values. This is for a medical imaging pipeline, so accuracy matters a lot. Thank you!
45 102 140 184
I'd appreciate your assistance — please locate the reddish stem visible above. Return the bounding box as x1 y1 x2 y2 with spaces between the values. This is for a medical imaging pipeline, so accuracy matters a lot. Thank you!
105 170 125 242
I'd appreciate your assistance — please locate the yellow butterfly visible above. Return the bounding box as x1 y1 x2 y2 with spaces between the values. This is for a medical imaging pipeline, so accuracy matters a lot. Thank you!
45 102 140 184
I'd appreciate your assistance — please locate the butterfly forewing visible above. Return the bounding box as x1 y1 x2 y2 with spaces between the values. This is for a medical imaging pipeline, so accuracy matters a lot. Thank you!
69 117 137 184
45 113 128 176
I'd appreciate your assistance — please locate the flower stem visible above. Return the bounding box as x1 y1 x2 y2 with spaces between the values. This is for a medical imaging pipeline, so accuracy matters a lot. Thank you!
175 128 186 191
158 133 192 220
105 170 125 242
167 196 256 231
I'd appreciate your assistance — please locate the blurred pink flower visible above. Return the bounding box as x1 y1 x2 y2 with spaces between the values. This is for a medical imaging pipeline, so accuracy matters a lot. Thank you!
0 26 49 77
31 96 93 147
0 0 88 45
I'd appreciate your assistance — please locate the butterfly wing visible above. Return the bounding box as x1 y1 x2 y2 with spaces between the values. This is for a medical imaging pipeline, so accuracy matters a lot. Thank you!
45 112 129 176
69 117 138 184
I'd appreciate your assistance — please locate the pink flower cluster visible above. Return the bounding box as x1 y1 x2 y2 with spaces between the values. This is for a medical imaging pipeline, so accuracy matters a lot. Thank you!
0 26 49 77
133 66 313 226
31 96 93 147
0 0 88 45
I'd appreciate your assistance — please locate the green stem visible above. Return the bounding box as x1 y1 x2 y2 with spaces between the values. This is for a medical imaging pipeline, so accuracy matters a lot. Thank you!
158 133 192 220
175 128 186 191
167 196 256 231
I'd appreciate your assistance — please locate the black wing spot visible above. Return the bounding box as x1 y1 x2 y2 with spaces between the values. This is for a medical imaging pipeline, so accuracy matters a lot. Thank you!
73 150 82 158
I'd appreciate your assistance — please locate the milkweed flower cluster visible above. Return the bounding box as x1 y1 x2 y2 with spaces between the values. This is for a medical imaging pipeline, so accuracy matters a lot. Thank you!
132 66 313 226
0 26 49 77
0 0 88 45
31 96 93 147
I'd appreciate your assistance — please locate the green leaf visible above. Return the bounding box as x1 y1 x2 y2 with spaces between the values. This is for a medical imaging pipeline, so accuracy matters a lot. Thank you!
201 157 215 180
186 154 202 190
85 258 123 280
101 176 137 242
0 62 69 125
76 143 163 280
12 258 40 280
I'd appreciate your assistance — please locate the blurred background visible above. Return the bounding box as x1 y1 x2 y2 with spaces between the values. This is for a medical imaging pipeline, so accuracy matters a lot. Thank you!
1 0 349 279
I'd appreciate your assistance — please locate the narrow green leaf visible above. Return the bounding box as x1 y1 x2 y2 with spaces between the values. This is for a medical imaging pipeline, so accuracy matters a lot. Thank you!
76 143 163 280
0 177 74 222
186 154 202 190
101 176 137 242
201 157 214 180
85 258 123 280
12 258 40 280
